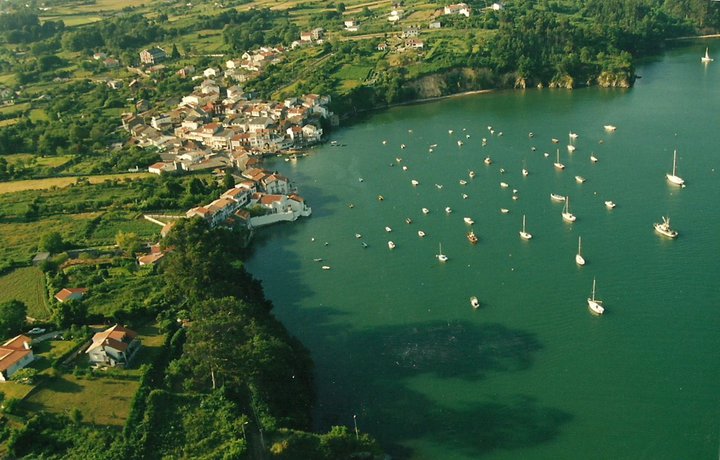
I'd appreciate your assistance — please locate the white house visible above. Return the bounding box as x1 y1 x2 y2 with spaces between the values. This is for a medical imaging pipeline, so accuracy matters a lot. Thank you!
444 3 471 17
0 335 34 382
86 325 141 368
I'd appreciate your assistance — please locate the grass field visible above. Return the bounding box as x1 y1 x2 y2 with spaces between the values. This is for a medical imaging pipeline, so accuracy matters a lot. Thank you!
23 374 140 426
0 173 152 194
29 108 50 122
3 154 74 168
0 267 49 320
0 103 30 116
0 118 19 127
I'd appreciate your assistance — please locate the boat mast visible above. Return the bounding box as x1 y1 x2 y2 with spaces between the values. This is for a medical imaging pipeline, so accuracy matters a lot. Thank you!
591 278 596 301
672 150 677 176
578 236 582 255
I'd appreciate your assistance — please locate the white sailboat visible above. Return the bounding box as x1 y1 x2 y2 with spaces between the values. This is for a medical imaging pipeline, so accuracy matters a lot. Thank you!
587 278 605 315
554 149 565 170
436 243 448 262
562 196 576 222
666 149 685 186
590 153 598 163
702 47 713 63
605 200 616 209
470 296 480 309
388 241 396 249
575 236 586 266
519 214 532 240
550 193 566 202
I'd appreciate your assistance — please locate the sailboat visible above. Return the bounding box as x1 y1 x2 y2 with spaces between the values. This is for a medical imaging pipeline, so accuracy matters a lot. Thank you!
562 196 576 222
587 278 605 315
519 214 532 240
436 243 448 262
522 160 529 177
575 236 586 266
702 47 713 63
554 149 565 170
666 150 685 186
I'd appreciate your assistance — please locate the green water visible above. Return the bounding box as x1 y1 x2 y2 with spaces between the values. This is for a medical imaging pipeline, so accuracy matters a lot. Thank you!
246 43 720 459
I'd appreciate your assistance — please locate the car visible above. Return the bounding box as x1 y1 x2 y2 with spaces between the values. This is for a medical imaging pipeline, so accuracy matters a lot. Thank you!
28 327 46 335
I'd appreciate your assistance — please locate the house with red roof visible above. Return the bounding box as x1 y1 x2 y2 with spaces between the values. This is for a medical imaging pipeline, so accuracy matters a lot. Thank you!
0 335 34 381
86 325 141 367
54 288 87 303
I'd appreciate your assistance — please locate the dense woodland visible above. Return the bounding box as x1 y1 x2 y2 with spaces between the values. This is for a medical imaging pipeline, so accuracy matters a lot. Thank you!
0 0 720 458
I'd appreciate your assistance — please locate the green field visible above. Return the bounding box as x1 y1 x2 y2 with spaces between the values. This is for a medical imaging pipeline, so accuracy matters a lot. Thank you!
3 154 74 168
0 267 49 320
23 374 140 426
0 103 30 116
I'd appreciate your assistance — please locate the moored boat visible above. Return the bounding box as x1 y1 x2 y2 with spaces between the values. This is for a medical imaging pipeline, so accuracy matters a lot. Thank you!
519 214 532 240
605 200 616 209
562 196 576 223
422 207 430 214
550 193 566 202
464 217 474 225
418 230 426 238
666 149 685 186
388 241 396 249
654 216 678 238
470 296 480 309
554 149 565 170
575 175 586 183
587 278 605 315
467 231 478 244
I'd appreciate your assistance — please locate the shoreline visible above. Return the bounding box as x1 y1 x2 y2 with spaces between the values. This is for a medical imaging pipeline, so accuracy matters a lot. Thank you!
667 33 720 41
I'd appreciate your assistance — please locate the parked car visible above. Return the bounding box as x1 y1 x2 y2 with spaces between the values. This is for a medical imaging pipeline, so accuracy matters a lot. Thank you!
28 327 46 335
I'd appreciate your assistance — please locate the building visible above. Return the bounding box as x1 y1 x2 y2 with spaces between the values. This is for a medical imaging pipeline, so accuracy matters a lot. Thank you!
54 287 87 303
86 325 141 367
444 3 472 17
139 47 167 65
0 335 34 382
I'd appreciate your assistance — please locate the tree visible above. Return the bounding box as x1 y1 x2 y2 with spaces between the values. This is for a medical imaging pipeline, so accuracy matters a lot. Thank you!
171 43 181 59
116 231 143 256
222 171 235 190
39 231 65 253
0 300 27 339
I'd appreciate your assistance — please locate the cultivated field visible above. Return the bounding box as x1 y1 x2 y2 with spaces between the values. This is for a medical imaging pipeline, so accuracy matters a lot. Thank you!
0 266 49 320
0 173 153 194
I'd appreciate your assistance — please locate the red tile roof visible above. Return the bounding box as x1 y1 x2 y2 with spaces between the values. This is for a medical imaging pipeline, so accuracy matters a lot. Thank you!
54 287 87 303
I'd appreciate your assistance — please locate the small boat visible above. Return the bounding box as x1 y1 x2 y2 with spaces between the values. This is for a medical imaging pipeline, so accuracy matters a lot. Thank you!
430 143 438 148
322 265 331 270
405 217 413 224
500 208 510 214
385 226 392 232
554 149 565 170
457 140 464 146
654 216 678 238
567 144 576 153
448 129 454 134
603 125 617 132
468 170 476 178
464 217 474 225
396 157 402 163
400 144 406 149
462 193 468 200
550 193 566 202
348 203 355 208
519 214 532 240
499 168 505 174
402 166 408 171
459 179 467 185
313 258 323 262
575 175 586 184
382 140 387 145
587 278 605 316
605 200 616 209
562 196 576 223
377 195 384 201
666 149 685 186
522 168 529 177
576 236 586 266
512 195 519 201
435 183 443 189
445 206 453 214
528 132 534 138
467 231 478 244
361 242 368 248
355 233 362 239
702 47 713 63
500 182 509 188
569 132 579 140
436 243 448 262
388 241 396 249
590 153 598 163
484 157 492 165
551 138 559 144
359 178 364 182
418 230 426 238
422 208 430 214
544 152 550 158
411 179 419 186
470 296 480 309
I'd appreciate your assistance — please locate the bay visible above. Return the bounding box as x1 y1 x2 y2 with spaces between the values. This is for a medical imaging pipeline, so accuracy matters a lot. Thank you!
245 42 720 459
